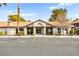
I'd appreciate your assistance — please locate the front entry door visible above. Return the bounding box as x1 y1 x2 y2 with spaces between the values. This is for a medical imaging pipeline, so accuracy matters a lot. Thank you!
36 27 42 35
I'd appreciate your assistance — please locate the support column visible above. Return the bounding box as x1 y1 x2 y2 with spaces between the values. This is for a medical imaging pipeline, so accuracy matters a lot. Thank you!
63 29 67 35
72 28 75 35
24 27 27 35
52 27 53 35
68 28 71 35
33 27 36 35
53 28 55 35
61 28 64 35
53 28 57 35
44 27 46 35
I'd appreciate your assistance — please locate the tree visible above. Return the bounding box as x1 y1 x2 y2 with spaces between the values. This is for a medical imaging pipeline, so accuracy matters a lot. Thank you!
49 8 67 22
0 3 6 7
74 29 79 35
8 15 27 22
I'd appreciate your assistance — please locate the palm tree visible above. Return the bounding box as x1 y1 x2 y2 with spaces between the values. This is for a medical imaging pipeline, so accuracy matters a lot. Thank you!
8 15 26 22
49 8 67 22
52 9 59 19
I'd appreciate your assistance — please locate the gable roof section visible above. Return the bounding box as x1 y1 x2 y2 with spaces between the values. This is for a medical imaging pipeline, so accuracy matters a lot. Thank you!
24 20 55 27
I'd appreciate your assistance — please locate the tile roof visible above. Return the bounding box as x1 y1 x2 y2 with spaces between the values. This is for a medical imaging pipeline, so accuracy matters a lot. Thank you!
0 22 8 27
0 21 31 28
0 20 74 28
48 20 74 27
72 19 79 24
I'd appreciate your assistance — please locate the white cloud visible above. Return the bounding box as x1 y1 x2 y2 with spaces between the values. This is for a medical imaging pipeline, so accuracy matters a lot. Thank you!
6 9 22 14
5 9 38 17
49 3 74 10
58 3 73 7
49 7 57 10
6 9 23 16
7 10 17 13
7 10 16 13
21 13 38 16
70 13 79 19
9 13 17 15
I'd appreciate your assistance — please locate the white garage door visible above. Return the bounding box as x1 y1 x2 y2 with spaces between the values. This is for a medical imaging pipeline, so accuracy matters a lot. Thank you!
7 28 16 35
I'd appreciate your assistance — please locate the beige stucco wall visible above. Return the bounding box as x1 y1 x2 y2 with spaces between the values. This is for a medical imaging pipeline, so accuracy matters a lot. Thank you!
7 28 16 35
33 21 46 27
0 28 7 32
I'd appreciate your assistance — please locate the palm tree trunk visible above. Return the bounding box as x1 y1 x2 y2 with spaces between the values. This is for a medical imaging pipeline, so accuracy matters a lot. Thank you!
17 3 20 35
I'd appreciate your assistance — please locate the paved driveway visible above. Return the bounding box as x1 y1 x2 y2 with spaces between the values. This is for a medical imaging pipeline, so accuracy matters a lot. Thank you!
0 36 79 56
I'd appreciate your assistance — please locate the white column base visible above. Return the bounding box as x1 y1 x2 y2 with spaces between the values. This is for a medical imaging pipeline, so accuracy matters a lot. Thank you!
33 27 36 35
53 28 57 35
44 27 46 35
24 27 27 35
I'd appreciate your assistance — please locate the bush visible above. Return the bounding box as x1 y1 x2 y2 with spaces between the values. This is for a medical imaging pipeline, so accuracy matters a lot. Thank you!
18 31 24 36
69 30 73 35
74 29 79 35
0 31 6 36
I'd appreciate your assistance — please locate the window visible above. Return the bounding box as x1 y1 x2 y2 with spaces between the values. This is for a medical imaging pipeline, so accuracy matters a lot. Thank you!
27 27 33 35
46 27 52 35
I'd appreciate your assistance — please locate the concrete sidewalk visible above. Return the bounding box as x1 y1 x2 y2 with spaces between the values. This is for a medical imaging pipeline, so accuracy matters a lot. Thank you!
0 35 79 38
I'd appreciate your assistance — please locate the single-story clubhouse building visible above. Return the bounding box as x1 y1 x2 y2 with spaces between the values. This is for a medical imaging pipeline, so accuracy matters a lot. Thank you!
0 19 78 36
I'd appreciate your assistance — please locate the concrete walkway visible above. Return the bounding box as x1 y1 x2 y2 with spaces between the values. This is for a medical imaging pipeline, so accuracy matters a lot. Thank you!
0 35 79 38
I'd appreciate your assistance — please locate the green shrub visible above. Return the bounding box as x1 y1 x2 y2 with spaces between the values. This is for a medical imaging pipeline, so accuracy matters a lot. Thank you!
74 29 79 35
18 31 24 35
69 30 73 35
0 31 6 36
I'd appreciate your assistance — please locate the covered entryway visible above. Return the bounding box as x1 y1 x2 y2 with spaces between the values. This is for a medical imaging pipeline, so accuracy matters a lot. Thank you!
46 27 53 35
36 27 44 35
27 27 33 35
24 20 54 36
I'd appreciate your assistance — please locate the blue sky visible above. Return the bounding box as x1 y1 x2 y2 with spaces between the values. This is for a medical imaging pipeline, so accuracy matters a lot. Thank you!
0 3 79 21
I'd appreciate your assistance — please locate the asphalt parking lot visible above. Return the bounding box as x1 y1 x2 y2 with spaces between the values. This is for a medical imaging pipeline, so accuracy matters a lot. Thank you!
0 36 79 56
